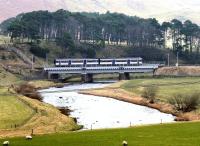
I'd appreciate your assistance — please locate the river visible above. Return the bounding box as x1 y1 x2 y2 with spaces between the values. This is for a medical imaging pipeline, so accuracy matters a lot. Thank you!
39 82 175 130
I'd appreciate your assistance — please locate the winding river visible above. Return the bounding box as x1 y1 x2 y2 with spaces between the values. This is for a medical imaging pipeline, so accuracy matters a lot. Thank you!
39 82 175 130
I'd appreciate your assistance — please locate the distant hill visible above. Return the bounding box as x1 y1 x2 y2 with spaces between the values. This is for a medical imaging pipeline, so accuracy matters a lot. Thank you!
0 0 200 24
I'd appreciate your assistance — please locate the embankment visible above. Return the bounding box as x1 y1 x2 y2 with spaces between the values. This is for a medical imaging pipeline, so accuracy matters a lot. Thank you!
155 66 200 76
0 80 79 138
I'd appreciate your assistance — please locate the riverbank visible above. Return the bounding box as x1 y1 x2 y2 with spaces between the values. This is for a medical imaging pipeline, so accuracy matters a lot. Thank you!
27 80 65 89
0 80 80 138
2 78 199 137
41 82 174 129
80 80 200 121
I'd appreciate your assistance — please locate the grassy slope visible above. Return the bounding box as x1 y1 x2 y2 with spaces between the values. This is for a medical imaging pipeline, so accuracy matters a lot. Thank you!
0 62 34 129
1 122 200 146
0 88 34 129
0 80 79 137
0 64 31 129
0 64 21 86
0 44 79 136
0 90 79 137
0 62 78 135
0 35 10 44
121 77 200 101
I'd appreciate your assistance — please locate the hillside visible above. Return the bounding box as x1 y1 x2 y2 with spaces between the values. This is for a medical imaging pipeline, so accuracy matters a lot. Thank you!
0 0 200 24
0 65 20 86
0 39 182 69
0 43 48 82
0 43 81 137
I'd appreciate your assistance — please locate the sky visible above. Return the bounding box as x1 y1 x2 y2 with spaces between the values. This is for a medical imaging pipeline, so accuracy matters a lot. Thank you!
0 0 200 24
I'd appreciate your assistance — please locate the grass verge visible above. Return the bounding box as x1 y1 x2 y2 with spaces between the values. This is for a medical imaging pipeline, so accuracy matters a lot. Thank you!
0 87 34 129
1 122 200 146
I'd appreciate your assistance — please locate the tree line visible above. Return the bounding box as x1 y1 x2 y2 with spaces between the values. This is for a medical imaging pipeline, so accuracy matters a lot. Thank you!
1 9 200 59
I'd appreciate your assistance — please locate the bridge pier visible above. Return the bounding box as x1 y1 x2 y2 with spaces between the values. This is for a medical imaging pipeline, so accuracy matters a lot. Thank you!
119 73 130 80
81 74 93 83
48 73 60 80
125 73 130 80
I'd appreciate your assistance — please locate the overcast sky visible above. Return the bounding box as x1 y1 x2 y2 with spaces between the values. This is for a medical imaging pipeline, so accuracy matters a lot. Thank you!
0 0 200 23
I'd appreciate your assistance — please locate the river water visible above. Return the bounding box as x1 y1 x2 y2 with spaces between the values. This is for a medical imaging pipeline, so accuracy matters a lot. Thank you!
39 82 175 130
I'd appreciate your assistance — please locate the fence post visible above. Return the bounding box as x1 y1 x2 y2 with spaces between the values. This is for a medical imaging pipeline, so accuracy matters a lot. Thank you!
31 129 34 135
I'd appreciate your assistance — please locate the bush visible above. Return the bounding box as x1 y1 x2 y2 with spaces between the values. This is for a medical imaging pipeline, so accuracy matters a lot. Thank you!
169 93 200 112
15 83 42 101
141 86 158 103
30 44 49 58
77 45 97 58
9 54 16 60
1 54 6 60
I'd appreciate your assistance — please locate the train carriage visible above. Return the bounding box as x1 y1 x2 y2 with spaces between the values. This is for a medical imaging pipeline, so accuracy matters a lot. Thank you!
54 58 143 67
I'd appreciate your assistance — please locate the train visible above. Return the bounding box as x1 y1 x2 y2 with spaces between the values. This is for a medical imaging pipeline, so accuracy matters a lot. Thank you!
54 58 143 67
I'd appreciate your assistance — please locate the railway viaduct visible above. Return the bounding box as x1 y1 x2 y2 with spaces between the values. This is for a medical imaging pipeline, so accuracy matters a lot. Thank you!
44 65 159 83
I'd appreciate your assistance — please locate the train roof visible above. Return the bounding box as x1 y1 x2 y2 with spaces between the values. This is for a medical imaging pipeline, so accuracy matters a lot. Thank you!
55 57 143 61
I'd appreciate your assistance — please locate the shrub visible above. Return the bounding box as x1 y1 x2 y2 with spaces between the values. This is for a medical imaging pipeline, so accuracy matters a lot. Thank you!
9 54 16 60
15 83 42 101
30 44 49 58
141 86 158 103
1 54 6 60
169 93 200 112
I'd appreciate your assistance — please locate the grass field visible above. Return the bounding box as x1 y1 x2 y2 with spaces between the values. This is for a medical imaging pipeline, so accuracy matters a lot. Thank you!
121 77 200 101
0 65 21 86
1 122 200 146
0 35 10 45
0 88 35 129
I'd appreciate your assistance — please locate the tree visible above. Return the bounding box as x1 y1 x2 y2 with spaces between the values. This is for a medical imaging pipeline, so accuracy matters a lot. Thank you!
170 19 183 51
4 9 200 62
182 20 199 53
56 32 75 57
7 20 23 42
161 22 171 48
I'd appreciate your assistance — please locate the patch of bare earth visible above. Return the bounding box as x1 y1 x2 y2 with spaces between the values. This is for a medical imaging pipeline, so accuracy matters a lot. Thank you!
155 66 200 76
